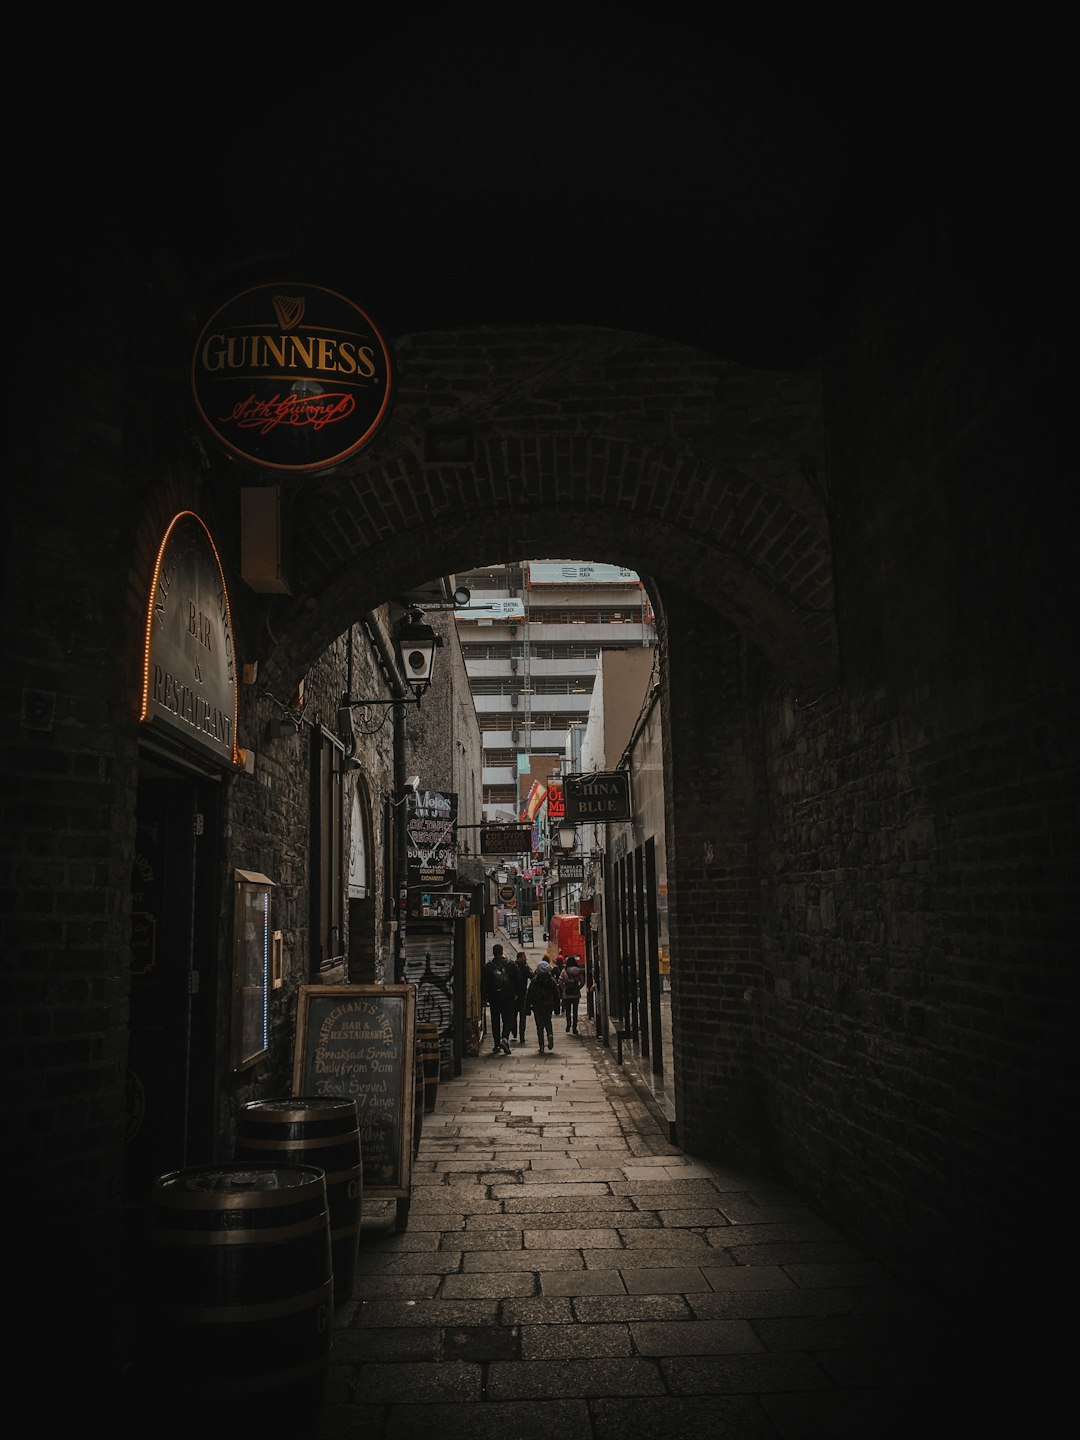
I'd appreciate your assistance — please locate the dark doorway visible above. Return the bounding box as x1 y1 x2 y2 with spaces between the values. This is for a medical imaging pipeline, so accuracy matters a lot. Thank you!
125 764 221 1207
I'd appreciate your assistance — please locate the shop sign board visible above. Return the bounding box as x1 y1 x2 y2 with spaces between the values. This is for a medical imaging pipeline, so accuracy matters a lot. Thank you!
481 824 533 854
406 791 458 889
292 984 415 1202
564 771 632 822
139 511 238 770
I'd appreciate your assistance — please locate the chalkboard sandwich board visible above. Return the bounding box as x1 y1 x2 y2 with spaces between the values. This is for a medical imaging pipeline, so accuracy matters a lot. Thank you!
293 985 416 1219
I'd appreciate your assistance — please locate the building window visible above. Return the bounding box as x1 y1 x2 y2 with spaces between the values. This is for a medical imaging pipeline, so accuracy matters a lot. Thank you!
311 725 346 971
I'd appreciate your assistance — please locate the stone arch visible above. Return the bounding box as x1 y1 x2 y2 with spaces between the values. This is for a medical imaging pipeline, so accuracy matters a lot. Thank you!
252 327 837 696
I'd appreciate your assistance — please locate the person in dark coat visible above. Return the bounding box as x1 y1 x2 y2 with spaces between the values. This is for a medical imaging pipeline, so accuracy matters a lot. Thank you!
559 959 584 1034
512 951 532 1043
526 960 561 1054
482 943 516 1055
551 954 566 1017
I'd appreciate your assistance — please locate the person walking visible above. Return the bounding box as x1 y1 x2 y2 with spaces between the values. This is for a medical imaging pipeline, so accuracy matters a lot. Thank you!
552 956 570 1025
482 943 516 1055
526 960 561 1055
559 958 584 1034
512 950 532 1044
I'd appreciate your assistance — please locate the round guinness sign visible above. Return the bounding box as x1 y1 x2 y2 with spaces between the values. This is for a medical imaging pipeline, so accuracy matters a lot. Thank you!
191 282 394 473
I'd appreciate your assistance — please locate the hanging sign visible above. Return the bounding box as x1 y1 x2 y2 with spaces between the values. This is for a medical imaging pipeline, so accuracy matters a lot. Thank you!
564 771 632 822
481 824 533 854
191 282 393 473
405 791 458 889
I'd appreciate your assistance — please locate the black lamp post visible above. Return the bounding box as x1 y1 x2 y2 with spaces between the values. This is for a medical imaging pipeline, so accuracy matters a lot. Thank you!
336 610 440 980
340 611 440 715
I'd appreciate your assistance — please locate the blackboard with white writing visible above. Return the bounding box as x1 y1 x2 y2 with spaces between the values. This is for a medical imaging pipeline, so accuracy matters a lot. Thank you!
293 984 416 1198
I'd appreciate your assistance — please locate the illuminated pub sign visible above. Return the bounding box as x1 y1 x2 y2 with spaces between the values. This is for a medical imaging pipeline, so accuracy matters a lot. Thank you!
191 282 394 473
140 511 238 769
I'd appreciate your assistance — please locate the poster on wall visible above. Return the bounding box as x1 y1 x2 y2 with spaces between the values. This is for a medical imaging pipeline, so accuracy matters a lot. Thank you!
405 791 458 890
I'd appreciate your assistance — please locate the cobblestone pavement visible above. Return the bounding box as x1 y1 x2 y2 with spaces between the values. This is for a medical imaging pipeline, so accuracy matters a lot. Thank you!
316 1027 1002 1440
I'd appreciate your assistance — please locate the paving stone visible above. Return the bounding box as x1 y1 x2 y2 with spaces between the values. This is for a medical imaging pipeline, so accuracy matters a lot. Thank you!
591 1393 777 1439
654 1208 733 1226
351 1275 443 1299
354 1252 463 1275
701 1263 795 1291
661 1350 835 1394
726 1240 869 1265
439 1273 537 1298
463 1249 582 1272
438 1230 524 1251
750 1312 914 1351
350 1298 499 1327
689 1288 859 1320
540 1269 628 1296
524 1227 622 1247
571 1293 693 1323
331 1326 441 1363
347 1360 483 1403
501 1296 575 1324
441 1325 519 1361
620 1266 713 1293
616 1229 713 1250
782 1260 898 1288
521 1320 633 1359
378 1400 590 1439
759 1385 921 1438
630 1317 764 1356
485 1356 667 1399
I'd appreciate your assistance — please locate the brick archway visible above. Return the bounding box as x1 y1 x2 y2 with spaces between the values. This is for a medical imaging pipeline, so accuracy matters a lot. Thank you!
241 324 839 1164
254 327 838 695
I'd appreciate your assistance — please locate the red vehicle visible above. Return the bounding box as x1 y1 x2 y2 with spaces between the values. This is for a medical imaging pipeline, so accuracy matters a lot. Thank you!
546 913 586 966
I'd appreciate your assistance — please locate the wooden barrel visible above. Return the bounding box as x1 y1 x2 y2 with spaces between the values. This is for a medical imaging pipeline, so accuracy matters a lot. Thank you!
417 1022 441 1113
234 1096 363 1310
421 1044 441 1112
413 1041 425 1155
137 1163 332 1425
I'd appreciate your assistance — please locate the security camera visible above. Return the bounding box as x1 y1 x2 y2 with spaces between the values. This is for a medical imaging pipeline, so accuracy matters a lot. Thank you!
407 774 420 793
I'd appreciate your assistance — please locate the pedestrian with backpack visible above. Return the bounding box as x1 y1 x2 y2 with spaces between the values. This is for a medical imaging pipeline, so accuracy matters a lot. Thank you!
482 943 516 1055
526 960 561 1054
560 959 584 1034
551 954 566 1019
512 950 532 1044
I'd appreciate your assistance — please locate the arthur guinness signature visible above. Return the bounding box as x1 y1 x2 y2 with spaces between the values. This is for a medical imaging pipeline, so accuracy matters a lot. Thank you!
192 283 394 473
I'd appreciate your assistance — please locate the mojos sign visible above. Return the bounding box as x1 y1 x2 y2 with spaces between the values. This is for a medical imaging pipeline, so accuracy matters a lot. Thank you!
563 771 632 822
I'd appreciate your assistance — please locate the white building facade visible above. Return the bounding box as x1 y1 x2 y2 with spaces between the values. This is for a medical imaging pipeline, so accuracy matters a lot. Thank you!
454 560 656 823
